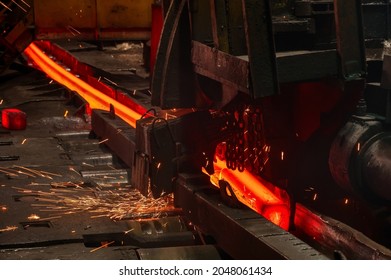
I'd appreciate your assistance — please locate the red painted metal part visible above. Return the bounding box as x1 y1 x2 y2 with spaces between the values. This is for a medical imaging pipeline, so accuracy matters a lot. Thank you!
150 4 164 74
1 109 27 130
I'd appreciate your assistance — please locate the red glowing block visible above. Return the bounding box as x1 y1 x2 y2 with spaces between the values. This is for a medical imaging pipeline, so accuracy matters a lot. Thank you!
2 109 27 130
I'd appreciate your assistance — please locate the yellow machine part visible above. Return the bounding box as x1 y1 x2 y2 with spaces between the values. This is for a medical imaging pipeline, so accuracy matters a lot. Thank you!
34 0 154 40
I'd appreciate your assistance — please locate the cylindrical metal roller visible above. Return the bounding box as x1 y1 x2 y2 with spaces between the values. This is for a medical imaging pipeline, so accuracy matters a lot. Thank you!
361 134 391 201
329 114 391 202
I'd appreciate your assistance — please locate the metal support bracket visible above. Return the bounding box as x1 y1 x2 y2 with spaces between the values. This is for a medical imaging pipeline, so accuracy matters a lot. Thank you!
334 0 367 80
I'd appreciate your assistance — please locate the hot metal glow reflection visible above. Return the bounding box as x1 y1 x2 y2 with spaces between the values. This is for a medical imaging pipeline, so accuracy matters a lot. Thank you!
209 154 290 230
23 42 142 127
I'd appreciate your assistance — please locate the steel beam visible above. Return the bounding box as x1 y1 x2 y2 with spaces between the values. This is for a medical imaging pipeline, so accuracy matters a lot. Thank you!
151 0 199 108
334 0 366 80
192 41 249 94
91 109 136 169
192 41 339 105
241 0 279 99
174 173 328 260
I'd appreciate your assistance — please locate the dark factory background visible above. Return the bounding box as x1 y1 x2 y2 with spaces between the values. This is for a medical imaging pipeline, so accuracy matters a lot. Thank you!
0 0 391 260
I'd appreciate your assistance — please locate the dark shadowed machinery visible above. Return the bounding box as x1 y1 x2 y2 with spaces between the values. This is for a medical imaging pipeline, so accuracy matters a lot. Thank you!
1 0 391 260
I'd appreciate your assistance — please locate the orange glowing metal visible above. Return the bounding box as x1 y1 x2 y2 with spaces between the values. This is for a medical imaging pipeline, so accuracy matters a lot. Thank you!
214 158 281 205
294 204 323 241
210 157 290 230
24 43 142 127
27 214 40 220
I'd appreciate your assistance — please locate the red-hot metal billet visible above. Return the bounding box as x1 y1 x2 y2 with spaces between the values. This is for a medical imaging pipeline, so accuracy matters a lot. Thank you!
2 109 27 130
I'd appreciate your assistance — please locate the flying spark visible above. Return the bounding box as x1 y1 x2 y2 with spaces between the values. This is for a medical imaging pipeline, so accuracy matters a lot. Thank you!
27 214 40 220
0 226 18 232
103 77 118 86
90 241 115 253
67 25 81 35
0 1 12 11
20 0 30 7
98 138 109 144
11 0 27 12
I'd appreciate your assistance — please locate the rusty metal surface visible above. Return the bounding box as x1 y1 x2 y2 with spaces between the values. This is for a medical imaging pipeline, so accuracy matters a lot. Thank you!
34 0 153 40
192 41 249 94
96 1 153 29
34 0 96 29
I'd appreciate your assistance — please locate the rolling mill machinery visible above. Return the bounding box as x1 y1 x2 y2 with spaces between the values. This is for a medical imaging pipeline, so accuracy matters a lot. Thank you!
2 0 391 259
136 0 391 259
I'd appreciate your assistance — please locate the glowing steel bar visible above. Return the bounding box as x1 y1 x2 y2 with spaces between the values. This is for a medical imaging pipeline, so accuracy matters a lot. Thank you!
211 157 290 230
23 42 142 127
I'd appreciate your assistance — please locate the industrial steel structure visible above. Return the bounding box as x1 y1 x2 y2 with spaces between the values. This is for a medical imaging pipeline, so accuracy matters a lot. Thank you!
1 0 391 259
